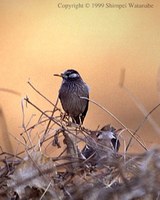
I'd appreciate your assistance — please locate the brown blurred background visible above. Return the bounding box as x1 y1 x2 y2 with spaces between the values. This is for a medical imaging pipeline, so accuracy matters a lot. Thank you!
0 0 160 154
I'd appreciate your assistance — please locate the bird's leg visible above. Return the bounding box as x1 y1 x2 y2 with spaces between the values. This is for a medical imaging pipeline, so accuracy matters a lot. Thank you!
60 112 67 121
60 112 72 126
72 118 77 125
79 115 83 126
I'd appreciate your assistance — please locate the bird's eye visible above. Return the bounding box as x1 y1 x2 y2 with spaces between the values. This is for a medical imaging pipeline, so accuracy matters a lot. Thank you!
68 73 79 78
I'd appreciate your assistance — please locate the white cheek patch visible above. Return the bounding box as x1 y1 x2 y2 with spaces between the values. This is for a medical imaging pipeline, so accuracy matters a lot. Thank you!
97 131 115 140
69 73 79 78
107 131 115 139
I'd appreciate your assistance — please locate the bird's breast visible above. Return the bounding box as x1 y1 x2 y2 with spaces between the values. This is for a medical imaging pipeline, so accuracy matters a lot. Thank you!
59 81 89 116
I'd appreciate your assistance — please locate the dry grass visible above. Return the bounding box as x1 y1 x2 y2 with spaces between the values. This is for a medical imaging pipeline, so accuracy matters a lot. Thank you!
0 81 160 200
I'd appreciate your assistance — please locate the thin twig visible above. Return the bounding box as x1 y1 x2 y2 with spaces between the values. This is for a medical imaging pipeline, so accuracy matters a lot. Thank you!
27 80 60 111
119 68 160 151
40 181 52 200
80 97 147 151
21 99 33 148
24 97 59 125
40 97 59 146
126 103 160 151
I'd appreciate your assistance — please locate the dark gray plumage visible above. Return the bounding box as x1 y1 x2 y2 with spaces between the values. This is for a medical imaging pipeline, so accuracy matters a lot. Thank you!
54 69 89 124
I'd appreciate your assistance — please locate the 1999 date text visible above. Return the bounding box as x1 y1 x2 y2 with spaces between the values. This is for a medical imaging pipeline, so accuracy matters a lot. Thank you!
57 3 154 10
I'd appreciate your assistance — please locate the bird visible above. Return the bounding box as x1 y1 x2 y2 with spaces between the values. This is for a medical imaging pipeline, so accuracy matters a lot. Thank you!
54 69 89 124
97 124 120 152
81 124 120 161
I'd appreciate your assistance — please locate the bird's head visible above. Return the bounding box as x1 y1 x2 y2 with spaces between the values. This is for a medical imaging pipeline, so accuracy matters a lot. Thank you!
54 69 81 81
96 124 121 152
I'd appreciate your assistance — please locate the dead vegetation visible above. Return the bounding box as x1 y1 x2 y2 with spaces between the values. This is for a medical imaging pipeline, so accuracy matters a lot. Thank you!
0 78 160 200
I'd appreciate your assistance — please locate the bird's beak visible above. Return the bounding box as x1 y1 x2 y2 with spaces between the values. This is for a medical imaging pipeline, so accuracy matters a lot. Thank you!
54 73 67 79
54 73 62 77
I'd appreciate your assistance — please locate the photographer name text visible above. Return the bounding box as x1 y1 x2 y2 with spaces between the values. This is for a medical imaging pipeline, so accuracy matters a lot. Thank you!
57 3 154 10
